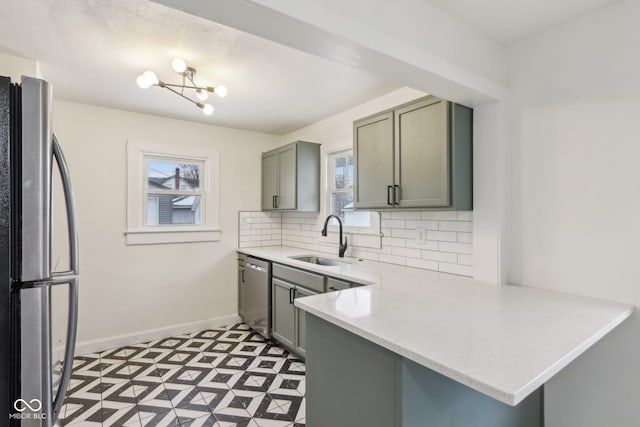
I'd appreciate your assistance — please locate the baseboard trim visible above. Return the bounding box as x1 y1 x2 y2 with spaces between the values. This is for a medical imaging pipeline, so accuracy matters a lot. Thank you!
54 314 242 361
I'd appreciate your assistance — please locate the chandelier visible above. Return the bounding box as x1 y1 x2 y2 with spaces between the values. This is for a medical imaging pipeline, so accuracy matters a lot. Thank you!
136 58 228 115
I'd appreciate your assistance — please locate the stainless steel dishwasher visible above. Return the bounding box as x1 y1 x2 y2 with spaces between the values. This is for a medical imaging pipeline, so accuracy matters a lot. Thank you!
238 254 271 339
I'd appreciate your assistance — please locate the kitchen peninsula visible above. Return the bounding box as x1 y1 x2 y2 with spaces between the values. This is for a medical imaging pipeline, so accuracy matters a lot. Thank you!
238 246 633 427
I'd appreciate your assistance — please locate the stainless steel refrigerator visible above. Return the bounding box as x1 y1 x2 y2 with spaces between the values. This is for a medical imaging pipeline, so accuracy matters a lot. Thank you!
0 76 79 426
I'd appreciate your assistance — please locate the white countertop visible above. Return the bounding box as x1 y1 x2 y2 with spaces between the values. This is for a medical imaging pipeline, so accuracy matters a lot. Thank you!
238 246 633 406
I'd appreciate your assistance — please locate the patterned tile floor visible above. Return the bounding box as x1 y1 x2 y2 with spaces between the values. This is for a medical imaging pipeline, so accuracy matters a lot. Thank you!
56 324 305 426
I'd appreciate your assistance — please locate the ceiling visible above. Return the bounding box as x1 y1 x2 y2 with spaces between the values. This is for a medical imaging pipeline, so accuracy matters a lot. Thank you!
428 0 621 45
0 0 400 134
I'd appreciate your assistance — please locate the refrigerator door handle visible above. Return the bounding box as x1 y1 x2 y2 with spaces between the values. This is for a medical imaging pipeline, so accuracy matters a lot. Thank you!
50 277 79 422
51 133 79 277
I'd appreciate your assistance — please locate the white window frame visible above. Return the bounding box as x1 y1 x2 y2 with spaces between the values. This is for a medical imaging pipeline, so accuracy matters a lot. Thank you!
325 149 381 236
125 141 221 245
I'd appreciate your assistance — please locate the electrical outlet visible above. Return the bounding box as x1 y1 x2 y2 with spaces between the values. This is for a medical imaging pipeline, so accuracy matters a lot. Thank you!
417 227 427 243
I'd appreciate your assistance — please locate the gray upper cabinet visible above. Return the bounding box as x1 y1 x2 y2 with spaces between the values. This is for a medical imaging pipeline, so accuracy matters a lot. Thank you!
353 112 394 209
261 141 321 211
353 95 472 210
261 151 278 210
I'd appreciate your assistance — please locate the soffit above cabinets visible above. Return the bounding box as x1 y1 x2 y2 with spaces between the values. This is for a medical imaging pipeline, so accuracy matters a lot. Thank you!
0 0 400 134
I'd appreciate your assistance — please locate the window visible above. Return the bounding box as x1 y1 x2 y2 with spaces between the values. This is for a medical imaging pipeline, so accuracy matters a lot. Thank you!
126 142 220 245
326 149 380 233
145 158 203 226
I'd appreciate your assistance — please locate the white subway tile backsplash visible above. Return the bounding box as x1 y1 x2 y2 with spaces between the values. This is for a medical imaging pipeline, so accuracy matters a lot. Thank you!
457 254 473 266
405 240 439 250
405 220 439 230
421 211 457 220
438 242 473 254
238 211 282 248
457 232 473 243
406 257 438 271
381 219 406 229
391 228 417 239
239 209 474 277
426 230 458 242
438 262 473 277
438 221 473 232
391 246 421 258
382 237 406 247
421 249 458 263
391 211 421 220
456 211 473 221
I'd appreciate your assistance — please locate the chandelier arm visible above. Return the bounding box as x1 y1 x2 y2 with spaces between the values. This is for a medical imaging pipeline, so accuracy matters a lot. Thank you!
161 84 200 107
162 82 209 91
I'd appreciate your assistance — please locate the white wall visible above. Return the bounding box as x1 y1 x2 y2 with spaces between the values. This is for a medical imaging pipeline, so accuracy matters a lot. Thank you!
507 1 640 425
51 100 278 352
0 52 39 81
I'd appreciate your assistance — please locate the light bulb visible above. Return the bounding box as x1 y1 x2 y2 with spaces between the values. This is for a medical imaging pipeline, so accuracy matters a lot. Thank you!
201 103 214 115
214 85 228 98
136 74 152 89
172 58 187 73
142 70 158 85
196 89 208 101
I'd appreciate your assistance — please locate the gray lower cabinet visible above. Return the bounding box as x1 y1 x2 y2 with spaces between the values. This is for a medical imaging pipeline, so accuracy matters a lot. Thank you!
306 314 543 427
353 95 472 210
271 278 295 349
271 263 365 357
271 263 327 357
294 286 317 357
261 141 321 211
271 276 319 357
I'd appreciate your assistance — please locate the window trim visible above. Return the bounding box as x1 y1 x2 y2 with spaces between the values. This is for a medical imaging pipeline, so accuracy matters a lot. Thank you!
325 149 381 237
126 141 221 245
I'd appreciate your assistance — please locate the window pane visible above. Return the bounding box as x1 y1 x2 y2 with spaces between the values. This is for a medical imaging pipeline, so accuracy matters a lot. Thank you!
147 159 200 191
332 154 354 190
334 156 346 190
330 191 352 220
146 193 202 225
146 196 159 225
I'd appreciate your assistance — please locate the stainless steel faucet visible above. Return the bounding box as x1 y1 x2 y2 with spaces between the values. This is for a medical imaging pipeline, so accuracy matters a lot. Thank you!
321 214 348 258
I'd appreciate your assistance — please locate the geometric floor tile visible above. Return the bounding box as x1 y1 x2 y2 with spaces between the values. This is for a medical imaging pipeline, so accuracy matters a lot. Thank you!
57 323 306 426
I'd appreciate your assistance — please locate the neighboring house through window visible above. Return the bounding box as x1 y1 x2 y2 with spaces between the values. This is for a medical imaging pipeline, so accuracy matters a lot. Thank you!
126 142 220 245
326 149 380 234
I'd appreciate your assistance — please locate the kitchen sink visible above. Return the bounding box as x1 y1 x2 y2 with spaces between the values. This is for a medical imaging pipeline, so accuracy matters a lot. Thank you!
289 255 350 266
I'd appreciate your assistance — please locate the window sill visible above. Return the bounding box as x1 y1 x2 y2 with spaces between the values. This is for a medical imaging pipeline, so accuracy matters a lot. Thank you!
124 227 222 245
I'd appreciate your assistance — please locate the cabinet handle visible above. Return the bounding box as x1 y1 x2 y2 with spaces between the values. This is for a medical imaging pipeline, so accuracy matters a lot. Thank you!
240 269 245 283
289 287 295 304
393 185 400 205
329 286 337 291
275 195 279 208
272 195 276 208
387 185 393 206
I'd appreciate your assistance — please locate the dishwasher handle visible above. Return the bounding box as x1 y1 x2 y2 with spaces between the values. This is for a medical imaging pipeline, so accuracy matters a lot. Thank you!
245 262 267 272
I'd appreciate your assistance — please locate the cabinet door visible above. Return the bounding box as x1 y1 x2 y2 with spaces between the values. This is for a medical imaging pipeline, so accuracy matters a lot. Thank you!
294 286 318 357
394 97 450 208
353 112 394 208
272 278 296 349
277 144 297 209
262 150 278 210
